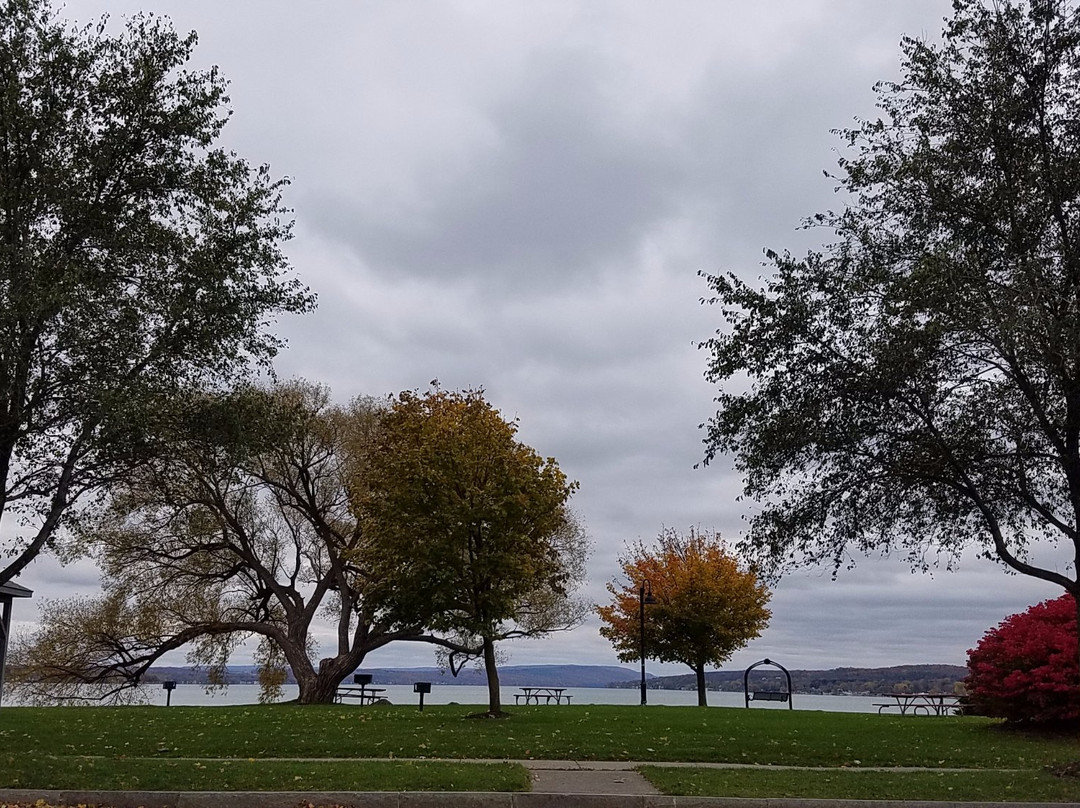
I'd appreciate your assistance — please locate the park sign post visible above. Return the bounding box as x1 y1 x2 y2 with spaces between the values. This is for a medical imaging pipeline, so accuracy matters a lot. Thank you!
0 580 32 710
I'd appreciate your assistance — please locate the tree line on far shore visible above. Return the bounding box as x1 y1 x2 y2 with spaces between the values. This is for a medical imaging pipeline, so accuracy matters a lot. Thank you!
140 662 968 697
622 665 969 697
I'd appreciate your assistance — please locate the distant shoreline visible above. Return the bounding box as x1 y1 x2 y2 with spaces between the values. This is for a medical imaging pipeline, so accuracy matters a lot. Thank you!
144 663 967 697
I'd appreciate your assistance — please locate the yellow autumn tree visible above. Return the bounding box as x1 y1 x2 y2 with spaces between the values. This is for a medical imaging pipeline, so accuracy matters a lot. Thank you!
598 527 771 706
357 387 583 717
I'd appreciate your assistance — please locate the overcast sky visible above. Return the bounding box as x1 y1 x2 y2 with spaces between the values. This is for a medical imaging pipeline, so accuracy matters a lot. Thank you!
16 0 1073 677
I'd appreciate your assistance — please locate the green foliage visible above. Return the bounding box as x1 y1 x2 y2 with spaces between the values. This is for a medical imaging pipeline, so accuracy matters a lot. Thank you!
700 1 1080 611
0 0 313 585
10 383 431 705
358 387 583 714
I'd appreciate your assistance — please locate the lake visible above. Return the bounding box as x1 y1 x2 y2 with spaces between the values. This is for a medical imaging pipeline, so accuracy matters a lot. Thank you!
124 683 883 713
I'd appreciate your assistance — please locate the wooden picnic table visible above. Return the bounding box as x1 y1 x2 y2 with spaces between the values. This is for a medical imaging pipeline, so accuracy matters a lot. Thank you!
515 686 572 705
874 693 959 716
334 685 387 705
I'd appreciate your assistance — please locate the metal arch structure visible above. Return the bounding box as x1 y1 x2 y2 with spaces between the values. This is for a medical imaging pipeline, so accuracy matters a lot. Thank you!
743 657 794 709
0 581 33 710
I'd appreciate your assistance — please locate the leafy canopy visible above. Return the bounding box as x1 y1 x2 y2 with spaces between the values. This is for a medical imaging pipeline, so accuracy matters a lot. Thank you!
10 384 448 706
0 0 313 586
700 0 1080 611
359 388 579 640
357 387 582 714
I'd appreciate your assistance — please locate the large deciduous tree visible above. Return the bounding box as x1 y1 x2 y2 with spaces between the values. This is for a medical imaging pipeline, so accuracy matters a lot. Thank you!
11 384 457 705
700 0 1080 668
0 0 313 588
358 388 584 717
597 527 771 706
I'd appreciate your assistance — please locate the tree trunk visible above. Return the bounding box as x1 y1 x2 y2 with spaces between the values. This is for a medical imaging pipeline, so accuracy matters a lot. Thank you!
483 636 502 715
695 662 708 707
296 649 368 704
290 644 344 704
298 673 342 705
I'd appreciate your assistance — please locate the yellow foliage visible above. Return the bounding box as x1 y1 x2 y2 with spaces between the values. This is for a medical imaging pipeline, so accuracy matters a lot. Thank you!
357 387 580 641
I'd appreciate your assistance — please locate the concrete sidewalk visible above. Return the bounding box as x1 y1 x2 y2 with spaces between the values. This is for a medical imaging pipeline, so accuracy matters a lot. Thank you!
523 759 659 796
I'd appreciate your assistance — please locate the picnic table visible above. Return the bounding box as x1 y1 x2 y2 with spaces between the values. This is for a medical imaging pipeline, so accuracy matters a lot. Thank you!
515 687 572 705
874 693 959 716
334 685 387 705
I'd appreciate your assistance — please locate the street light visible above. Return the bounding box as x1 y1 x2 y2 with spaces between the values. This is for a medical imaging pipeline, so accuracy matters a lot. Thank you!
639 579 656 706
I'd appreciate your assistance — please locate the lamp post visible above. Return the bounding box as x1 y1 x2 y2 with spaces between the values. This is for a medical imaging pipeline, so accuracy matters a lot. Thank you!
639 579 656 706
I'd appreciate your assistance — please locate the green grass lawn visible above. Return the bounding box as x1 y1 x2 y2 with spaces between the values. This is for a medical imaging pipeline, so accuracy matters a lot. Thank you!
639 766 1080 803
1 703 1071 766
1 755 529 792
1 702 1077 797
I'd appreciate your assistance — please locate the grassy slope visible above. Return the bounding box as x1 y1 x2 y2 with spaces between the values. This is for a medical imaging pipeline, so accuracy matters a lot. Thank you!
2 757 529 792
1 703 1077 797
640 766 1080 803
2 703 1071 766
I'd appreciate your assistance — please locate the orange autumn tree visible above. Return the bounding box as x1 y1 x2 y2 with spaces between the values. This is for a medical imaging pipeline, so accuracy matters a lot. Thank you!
598 527 771 706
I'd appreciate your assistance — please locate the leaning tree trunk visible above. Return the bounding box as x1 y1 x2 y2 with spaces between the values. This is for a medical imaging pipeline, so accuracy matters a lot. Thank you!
292 659 342 705
298 651 370 704
299 673 344 704
293 667 320 704
695 663 708 707
288 641 355 704
483 636 502 715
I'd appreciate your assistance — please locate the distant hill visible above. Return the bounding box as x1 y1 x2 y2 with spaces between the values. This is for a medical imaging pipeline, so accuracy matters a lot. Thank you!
612 664 968 696
144 664 646 688
344 665 643 688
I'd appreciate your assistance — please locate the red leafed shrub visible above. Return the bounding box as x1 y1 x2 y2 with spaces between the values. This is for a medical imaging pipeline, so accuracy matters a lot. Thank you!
965 595 1079 724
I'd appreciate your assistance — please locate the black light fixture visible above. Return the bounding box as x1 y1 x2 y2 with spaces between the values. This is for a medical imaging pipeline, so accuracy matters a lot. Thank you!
639 579 656 706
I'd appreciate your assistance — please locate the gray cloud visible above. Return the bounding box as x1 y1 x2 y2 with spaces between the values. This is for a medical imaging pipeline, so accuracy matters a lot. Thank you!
307 49 685 289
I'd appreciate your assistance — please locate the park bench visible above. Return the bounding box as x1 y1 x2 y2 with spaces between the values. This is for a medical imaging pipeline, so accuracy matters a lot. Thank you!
750 690 790 703
743 658 794 709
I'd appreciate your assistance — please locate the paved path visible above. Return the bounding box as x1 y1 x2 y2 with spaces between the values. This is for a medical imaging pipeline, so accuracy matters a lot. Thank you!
523 759 660 795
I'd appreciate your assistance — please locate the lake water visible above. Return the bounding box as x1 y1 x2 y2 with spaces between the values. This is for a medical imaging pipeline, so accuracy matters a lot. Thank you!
101 684 882 713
